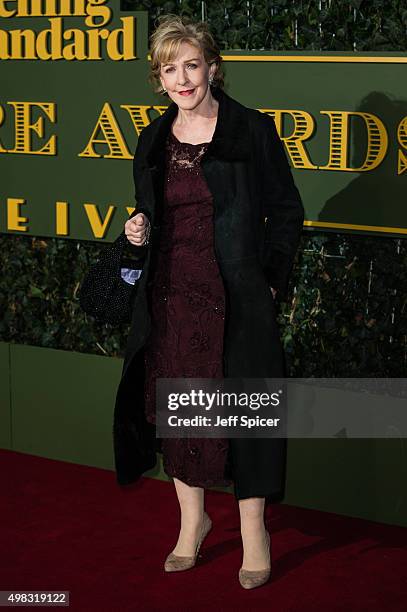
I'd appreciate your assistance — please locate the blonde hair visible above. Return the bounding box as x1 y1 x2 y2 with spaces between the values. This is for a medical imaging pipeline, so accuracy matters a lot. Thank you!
148 14 224 96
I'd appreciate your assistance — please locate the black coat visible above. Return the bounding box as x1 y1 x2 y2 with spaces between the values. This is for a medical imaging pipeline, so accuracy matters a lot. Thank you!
113 85 304 501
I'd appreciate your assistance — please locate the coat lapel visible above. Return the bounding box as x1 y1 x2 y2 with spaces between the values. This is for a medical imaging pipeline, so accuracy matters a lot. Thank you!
145 85 251 169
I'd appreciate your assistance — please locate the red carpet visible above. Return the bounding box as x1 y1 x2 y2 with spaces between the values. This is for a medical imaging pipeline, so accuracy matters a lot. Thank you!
1 449 407 611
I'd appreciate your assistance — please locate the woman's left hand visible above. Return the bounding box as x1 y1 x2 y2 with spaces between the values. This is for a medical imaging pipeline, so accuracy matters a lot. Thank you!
270 287 277 299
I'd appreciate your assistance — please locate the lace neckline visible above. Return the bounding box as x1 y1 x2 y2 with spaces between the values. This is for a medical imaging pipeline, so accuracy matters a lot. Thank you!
169 128 210 147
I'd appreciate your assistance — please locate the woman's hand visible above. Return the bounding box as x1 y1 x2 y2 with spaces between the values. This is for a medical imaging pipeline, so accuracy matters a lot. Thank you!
270 287 277 300
125 213 151 246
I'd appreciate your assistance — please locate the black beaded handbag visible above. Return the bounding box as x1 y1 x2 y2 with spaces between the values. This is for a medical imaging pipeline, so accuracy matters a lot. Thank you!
78 230 147 326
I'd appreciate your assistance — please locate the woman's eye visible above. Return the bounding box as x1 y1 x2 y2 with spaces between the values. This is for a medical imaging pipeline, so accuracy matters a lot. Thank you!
164 64 198 73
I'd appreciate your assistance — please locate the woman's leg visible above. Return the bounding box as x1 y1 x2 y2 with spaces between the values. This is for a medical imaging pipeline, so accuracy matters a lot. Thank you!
239 496 270 570
170 477 205 556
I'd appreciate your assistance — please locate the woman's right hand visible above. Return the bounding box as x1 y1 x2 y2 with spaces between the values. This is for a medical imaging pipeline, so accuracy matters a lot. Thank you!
125 213 151 246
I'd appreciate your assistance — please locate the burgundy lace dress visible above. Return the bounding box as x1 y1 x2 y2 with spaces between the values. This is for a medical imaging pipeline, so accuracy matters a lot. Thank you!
143 128 233 488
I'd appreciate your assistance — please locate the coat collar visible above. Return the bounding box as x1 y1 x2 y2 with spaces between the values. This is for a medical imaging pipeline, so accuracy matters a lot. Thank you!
145 85 250 168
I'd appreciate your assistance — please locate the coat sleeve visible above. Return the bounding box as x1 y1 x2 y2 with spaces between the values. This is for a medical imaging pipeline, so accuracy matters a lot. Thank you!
259 113 304 301
124 128 152 259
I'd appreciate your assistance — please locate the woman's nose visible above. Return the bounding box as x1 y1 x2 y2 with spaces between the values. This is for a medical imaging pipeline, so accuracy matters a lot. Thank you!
177 68 189 84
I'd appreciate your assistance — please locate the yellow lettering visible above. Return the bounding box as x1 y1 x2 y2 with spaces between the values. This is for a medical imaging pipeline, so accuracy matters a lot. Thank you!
106 17 136 61
8 101 56 155
85 0 111 28
0 103 7 152
319 111 388 171
0 0 16 17
261 108 317 169
78 102 132 159
19 0 43 17
36 17 62 60
397 116 407 175
57 0 86 17
152 105 170 117
62 27 86 60
86 25 109 60
8 197 28 231
120 105 152 135
0 14 136 61
83 203 115 238
7 0 86 17
9 28 36 59
56 201 68 235
0 28 10 59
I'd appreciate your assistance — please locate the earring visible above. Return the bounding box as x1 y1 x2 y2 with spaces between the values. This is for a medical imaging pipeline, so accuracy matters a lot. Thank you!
209 76 214 85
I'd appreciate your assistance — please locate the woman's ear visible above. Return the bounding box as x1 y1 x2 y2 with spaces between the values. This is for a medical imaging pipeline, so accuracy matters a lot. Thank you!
158 67 164 91
209 61 217 80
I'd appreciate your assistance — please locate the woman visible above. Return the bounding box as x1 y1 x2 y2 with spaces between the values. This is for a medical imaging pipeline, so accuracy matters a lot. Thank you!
117 14 304 589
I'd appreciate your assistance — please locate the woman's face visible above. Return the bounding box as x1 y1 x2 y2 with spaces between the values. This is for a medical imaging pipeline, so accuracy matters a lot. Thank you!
159 41 215 108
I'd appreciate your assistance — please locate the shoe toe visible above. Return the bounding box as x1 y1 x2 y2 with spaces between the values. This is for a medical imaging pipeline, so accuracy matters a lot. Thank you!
164 552 195 572
238 567 271 589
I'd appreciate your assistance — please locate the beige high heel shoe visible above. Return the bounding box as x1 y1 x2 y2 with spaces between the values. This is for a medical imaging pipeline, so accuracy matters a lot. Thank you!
239 529 271 589
164 511 212 572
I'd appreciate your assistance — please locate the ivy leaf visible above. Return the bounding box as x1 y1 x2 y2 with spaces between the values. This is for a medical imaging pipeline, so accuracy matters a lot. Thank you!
29 285 45 299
